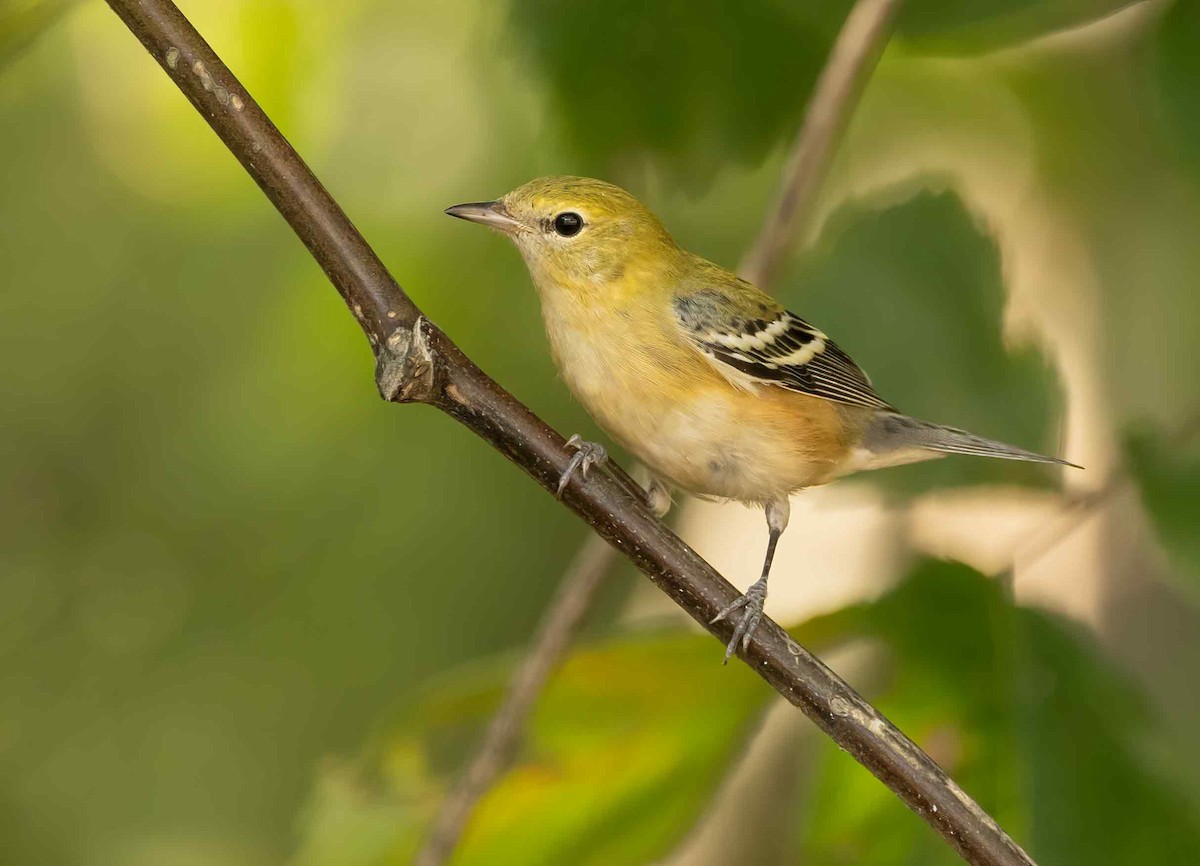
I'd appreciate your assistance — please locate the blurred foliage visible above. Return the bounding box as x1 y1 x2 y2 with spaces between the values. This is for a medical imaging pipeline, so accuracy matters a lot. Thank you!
295 637 772 866
294 561 1200 865
1126 426 1200 602
1154 0 1200 177
785 191 1062 494
506 1 844 183
507 0 1136 184
0 0 75 69
896 0 1135 53
799 561 1200 865
0 3 591 864
1000 14 1200 430
2 1 1199 865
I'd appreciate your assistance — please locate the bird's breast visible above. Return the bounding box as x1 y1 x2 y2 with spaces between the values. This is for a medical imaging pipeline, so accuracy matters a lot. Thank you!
538 294 856 502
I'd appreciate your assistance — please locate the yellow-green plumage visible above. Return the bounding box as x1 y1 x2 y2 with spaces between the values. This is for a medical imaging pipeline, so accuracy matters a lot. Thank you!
446 176 1074 658
491 177 868 502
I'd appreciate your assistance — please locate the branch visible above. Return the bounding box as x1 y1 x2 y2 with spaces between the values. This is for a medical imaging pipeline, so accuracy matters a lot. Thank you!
421 2 910 860
739 0 903 287
415 533 616 866
100 3 1036 865
1012 415 1200 575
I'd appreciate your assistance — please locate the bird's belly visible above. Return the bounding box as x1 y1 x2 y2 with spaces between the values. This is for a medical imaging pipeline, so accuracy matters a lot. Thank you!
584 383 845 504
544 311 853 503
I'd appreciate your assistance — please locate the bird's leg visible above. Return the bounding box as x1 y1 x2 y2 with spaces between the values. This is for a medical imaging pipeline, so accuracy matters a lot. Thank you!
556 434 607 498
711 497 790 664
645 475 673 518
557 437 674 519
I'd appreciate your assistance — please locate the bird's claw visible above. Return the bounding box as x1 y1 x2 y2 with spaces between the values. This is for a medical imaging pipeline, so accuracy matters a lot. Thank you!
556 434 607 498
711 578 769 664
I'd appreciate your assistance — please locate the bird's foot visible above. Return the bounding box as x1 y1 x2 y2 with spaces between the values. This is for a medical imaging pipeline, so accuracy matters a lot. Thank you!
645 475 672 518
556 434 608 498
711 576 769 664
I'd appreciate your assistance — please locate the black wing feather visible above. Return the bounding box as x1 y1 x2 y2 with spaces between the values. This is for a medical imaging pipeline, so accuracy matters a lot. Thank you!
674 298 893 411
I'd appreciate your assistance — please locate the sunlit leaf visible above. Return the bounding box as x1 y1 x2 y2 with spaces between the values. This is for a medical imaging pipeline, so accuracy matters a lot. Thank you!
795 560 1200 865
295 560 1200 866
65 0 350 204
1004 12 1200 429
292 634 774 866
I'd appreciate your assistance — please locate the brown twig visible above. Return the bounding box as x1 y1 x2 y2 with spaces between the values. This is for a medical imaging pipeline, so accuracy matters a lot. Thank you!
1012 482 1121 577
99 2 1036 864
1012 415 1200 576
414 533 616 866
418 2 909 861
739 0 903 287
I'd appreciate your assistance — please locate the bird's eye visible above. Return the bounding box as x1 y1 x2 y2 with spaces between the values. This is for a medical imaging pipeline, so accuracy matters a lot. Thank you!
553 212 583 237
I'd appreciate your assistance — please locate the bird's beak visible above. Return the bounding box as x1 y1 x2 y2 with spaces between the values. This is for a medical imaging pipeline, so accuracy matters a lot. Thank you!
444 200 523 234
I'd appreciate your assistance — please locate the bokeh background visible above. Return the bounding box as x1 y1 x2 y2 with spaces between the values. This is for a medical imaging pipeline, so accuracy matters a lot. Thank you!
2 1 1200 864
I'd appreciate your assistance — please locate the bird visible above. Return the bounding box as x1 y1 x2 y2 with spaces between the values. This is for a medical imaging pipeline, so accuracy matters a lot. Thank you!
445 176 1077 662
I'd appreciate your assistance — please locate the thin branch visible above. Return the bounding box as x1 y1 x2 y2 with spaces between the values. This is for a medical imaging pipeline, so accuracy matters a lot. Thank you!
1012 415 1200 575
739 0 903 287
99 3 1036 865
415 533 616 866
418 2 909 861
1012 481 1120 576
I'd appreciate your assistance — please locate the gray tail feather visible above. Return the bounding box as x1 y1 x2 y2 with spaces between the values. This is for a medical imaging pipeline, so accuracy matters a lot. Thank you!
866 413 1082 469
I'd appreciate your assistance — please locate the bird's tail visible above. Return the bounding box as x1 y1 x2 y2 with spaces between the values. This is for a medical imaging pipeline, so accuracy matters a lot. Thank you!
862 413 1080 468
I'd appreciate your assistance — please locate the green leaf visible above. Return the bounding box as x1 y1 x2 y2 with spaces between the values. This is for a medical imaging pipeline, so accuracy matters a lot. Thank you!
1125 426 1200 602
292 634 774 866
1154 0 1200 177
506 1 846 185
506 1 1138 184
896 0 1136 55
795 560 1200 865
295 560 1200 866
783 191 1065 493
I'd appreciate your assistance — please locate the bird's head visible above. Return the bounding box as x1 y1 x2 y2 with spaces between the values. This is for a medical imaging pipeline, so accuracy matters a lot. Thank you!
445 176 680 297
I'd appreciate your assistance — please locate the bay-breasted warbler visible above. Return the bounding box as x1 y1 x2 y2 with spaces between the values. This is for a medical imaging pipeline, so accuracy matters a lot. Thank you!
447 177 1076 660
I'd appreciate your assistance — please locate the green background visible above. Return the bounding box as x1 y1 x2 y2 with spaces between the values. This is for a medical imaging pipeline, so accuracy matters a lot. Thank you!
1 1 1198 864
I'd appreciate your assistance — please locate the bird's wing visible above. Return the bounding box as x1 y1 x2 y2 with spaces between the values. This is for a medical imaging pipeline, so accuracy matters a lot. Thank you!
673 290 894 411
